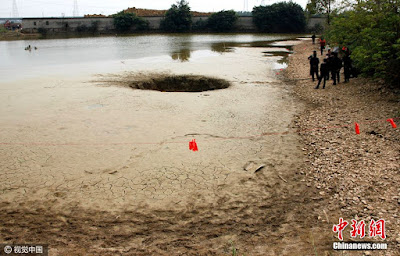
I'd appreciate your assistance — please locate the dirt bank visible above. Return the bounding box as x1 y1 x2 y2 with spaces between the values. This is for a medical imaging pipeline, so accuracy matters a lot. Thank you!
285 40 400 255
0 30 40 41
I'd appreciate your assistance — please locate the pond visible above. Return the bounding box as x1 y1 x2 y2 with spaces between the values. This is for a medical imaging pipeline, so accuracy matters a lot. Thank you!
0 33 301 81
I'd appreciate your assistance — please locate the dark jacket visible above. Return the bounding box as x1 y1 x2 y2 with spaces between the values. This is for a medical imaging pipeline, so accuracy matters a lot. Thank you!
343 55 352 70
320 62 329 76
309 56 319 70
332 56 343 71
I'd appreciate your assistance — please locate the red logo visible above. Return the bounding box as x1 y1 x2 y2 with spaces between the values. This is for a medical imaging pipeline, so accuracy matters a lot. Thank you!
350 220 366 238
369 219 386 240
333 218 386 240
333 218 348 241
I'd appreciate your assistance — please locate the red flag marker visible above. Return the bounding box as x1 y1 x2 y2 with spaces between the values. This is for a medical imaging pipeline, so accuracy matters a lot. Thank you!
355 122 360 135
189 139 198 151
387 118 397 128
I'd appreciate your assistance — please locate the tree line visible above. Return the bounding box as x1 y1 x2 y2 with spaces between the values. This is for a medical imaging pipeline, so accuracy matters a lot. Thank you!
113 0 306 33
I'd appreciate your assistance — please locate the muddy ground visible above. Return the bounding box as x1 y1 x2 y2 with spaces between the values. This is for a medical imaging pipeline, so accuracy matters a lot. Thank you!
0 39 398 256
0 44 318 255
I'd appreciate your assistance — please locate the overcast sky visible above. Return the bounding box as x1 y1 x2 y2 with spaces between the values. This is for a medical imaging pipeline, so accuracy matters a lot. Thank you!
1 0 309 18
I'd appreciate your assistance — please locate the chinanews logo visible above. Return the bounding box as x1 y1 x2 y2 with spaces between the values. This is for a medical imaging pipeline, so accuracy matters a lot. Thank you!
332 218 388 251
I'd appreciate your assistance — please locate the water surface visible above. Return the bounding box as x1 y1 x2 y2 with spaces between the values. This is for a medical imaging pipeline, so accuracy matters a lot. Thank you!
0 33 300 81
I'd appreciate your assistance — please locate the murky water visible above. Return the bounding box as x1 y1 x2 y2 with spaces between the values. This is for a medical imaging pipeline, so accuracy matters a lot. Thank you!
0 33 300 81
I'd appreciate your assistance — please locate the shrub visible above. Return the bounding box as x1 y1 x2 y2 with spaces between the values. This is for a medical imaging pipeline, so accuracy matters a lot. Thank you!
160 0 192 32
252 1 306 33
207 10 238 32
326 1 400 87
113 11 149 32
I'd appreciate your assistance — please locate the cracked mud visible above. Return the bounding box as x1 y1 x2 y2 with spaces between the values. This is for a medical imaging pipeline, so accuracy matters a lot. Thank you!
0 46 318 255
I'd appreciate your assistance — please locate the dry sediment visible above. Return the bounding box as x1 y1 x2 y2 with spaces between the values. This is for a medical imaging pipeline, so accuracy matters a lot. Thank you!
1 39 398 256
285 40 400 255
0 45 319 255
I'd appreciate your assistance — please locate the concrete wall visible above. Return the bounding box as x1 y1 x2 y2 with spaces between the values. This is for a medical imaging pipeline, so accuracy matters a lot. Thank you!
236 16 254 31
22 16 323 33
22 17 114 33
307 17 326 31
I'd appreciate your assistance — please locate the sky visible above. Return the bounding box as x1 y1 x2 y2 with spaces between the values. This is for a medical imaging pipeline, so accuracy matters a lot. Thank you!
0 0 309 18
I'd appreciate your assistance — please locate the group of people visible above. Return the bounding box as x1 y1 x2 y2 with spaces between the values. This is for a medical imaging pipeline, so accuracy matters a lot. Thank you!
308 39 354 89
24 45 38 51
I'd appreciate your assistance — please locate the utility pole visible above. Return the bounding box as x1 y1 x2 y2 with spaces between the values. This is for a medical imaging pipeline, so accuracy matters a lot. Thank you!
12 0 19 17
243 0 249 11
73 0 79 17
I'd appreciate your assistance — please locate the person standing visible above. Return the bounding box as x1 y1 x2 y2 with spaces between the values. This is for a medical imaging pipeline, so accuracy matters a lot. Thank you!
331 52 342 85
308 51 319 81
312 34 316 44
343 54 352 83
315 59 329 89
326 52 333 80
320 38 326 55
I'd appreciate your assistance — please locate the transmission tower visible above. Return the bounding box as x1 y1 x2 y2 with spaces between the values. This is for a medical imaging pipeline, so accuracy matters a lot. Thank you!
73 0 79 17
12 0 19 17
243 0 249 11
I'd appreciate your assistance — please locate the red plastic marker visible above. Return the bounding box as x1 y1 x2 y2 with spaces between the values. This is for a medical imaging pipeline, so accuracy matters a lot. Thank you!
189 139 198 151
387 118 397 128
355 122 360 135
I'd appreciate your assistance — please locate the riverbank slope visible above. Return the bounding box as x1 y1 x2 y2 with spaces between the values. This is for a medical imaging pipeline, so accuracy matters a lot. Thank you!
286 40 400 255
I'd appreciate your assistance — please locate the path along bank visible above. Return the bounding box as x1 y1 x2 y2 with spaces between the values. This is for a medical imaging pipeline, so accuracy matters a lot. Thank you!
285 40 400 255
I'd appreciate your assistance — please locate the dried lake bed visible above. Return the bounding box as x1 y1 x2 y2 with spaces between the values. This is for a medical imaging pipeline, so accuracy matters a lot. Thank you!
0 34 311 255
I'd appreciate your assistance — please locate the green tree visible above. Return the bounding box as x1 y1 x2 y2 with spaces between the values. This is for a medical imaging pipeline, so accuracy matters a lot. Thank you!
306 0 335 24
207 10 238 32
160 0 192 32
252 2 306 33
326 0 400 87
113 11 149 32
